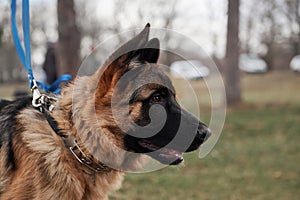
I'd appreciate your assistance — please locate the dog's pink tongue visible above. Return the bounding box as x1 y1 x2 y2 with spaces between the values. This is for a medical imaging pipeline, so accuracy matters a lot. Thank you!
138 140 160 151
138 140 183 158
159 148 182 158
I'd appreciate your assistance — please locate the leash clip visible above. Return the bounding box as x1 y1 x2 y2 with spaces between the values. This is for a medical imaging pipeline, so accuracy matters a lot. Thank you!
31 79 57 111
31 79 42 108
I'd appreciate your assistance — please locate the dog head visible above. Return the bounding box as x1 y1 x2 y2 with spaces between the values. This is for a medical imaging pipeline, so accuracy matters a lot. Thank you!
77 24 211 169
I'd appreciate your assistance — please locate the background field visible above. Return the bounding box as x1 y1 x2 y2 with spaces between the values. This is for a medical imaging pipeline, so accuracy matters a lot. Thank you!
111 72 300 200
0 72 299 200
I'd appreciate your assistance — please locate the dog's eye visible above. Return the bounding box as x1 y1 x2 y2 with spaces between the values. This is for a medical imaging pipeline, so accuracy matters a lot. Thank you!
151 94 162 103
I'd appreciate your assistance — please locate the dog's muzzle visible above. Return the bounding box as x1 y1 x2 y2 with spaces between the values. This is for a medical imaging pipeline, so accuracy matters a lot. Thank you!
185 123 211 152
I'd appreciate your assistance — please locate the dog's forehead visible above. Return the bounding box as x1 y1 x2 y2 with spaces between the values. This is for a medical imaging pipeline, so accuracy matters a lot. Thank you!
136 63 172 83
113 63 175 101
129 63 174 91
133 83 168 100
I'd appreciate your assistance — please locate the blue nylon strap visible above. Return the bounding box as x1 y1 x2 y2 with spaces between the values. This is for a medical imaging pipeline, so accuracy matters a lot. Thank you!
11 0 32 78
22 0 32 78
11 0 72 94
37 74 72 94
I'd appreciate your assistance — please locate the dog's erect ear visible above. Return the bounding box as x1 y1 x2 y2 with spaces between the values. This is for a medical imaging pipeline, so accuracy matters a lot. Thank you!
107 24 160 65
94 23 160 98
107 23 151 66
139 38 160 63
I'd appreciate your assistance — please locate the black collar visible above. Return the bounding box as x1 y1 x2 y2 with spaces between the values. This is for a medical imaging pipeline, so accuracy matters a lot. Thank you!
41 105 111 173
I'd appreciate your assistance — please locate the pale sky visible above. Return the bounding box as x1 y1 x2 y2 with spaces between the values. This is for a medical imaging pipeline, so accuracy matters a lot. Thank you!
1 0 282 65
16 0 228 58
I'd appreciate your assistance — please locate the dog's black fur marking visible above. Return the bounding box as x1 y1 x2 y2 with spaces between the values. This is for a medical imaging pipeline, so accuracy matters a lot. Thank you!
0 100 11 110
0 97 32 169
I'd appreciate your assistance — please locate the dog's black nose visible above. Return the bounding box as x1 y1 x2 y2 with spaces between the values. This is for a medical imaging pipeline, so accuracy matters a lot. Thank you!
197 125 211 143
185 123 211 152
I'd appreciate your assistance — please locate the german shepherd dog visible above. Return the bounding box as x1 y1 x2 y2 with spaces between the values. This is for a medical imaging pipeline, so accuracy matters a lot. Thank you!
0 24 211 200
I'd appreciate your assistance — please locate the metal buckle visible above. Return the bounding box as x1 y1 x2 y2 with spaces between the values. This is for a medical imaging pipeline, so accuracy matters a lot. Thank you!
69 140 108 173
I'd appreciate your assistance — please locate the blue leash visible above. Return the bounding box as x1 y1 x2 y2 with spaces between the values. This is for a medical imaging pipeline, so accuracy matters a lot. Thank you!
11 0 71 94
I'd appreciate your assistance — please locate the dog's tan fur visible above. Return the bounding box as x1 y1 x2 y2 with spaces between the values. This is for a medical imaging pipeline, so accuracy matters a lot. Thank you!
0 27 152 200
0 79 128 199
0 24 210 200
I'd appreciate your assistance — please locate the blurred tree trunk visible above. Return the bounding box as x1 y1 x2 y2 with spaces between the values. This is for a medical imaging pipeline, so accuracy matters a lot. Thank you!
225 0 241 105
260 0 278 70
0 25 3 47
292 0 300 56
57 0 81 78
286 0 300 56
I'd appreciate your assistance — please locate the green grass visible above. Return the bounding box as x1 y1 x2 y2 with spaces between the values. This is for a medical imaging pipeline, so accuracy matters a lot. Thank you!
111 105 300 200
0 72 299 200
110 72 300 200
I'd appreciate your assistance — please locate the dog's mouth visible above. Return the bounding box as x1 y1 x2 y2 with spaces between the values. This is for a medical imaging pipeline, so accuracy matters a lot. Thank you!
138 139 184 165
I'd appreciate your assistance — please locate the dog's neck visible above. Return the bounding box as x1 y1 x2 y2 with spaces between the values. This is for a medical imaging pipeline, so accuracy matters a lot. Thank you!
40 80 127 198
49 78 115 174
51 76 146 174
